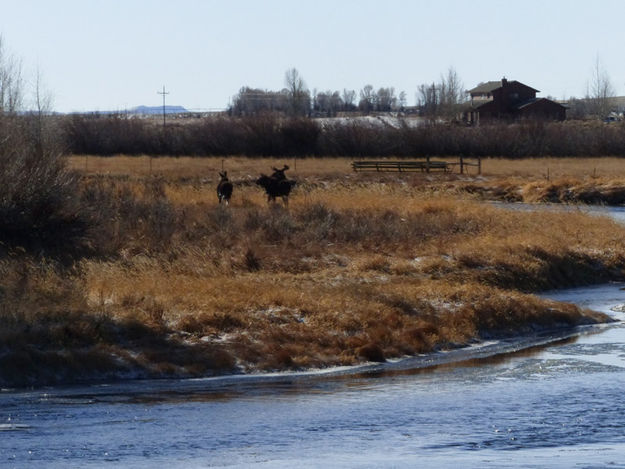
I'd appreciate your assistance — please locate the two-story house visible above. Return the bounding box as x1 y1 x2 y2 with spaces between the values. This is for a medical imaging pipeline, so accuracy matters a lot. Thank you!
464 78 566 124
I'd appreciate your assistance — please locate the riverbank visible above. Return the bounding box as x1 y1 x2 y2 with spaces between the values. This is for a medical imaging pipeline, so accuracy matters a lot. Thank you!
5 282 625 469
2 157 625 387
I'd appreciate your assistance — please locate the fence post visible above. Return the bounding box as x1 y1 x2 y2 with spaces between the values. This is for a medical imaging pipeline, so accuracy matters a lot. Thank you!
426 155 430 173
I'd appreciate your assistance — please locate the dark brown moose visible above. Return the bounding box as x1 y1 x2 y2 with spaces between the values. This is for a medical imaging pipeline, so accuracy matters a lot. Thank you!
217 171 233 204
256 166 296 206
270 164 289 181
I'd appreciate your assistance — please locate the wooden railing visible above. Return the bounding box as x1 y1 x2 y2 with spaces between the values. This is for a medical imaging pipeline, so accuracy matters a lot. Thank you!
352 159 449 172
351 157 481 174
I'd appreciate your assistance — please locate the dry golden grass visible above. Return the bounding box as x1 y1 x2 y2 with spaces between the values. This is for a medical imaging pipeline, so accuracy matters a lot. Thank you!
4 155 625 386
67 155 625 180
481 157 625 179
67 155 625 207
66 155 353 179
73 179 624 374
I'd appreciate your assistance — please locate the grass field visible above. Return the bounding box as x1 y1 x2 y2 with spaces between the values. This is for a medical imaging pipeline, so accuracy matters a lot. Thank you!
2 155 625 387
67 155 625 179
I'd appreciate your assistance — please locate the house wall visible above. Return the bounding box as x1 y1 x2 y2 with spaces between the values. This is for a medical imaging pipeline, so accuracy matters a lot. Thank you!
518 100 566 121
470 95 493 107
490 80 537 115
464 79 565 123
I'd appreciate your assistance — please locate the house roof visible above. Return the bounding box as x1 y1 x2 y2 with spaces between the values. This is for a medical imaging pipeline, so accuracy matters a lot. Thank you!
470 100 495 111
468 97 566 112
468 81 502 95
516 98 541 109
468 80 540 95
516 97 566 110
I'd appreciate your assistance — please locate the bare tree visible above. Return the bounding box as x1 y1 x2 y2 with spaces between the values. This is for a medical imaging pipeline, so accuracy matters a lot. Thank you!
314 89 343 116
587 56 615 118
438 67 465 118
417 67 466 120
229 87 288 115
342 89 357 111
0 37 85 255
358 84 375 113
284 67 310 117
398 91 407 110
376 87 396 112
31 68 57 158
0 36 23 113
417 82 438 118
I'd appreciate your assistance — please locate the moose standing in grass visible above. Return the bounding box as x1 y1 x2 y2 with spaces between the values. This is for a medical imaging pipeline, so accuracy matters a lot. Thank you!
217 171 233 204
256 165 296 206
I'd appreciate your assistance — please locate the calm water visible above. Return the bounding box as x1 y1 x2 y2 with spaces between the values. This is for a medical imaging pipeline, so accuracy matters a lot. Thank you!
492 201 625 224
3 205 625 468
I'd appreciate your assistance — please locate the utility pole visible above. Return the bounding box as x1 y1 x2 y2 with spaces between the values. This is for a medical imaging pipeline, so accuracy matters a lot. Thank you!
157 85 169 128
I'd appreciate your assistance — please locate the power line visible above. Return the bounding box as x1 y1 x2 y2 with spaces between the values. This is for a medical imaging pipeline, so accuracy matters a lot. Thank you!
157 85 169 127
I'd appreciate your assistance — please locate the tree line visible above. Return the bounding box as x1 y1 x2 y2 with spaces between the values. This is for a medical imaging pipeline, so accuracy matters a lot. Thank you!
61 113 625 158
229 62 621 121
55 61 625 159
3 34 624 167
228 67 462 119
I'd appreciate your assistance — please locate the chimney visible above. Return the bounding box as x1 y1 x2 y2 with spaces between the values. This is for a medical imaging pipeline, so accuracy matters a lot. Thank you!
502 77 508 87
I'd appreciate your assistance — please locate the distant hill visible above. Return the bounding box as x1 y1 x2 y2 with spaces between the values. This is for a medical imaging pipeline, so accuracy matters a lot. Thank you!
68 105 190 116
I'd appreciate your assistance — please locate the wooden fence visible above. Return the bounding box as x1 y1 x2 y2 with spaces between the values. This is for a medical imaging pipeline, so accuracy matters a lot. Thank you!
351 156 481 174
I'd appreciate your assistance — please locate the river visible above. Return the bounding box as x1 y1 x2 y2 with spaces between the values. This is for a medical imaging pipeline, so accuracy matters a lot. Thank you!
1 283 625 468
3 206 625 468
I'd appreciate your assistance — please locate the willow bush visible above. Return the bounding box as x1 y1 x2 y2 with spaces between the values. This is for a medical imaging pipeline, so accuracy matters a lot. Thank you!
61 114 625 158
0 114 89 257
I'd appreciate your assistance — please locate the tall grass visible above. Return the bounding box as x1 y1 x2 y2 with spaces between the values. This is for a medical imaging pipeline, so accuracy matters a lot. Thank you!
3 153 625 386
66 172 622 375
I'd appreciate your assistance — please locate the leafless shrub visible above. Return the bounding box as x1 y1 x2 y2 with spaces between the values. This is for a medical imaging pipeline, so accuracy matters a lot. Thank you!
61 111 625 159
0 115 89 258
244 248 261 271
253 206 297 242
296 203 336 241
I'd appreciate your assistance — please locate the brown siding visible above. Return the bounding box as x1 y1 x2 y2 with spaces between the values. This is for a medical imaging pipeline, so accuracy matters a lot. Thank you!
491 80 537 113
464 80 565 123
518 100 566 121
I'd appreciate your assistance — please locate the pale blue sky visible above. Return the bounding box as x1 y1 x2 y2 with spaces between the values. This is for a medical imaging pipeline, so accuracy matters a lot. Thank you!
1 0 623 112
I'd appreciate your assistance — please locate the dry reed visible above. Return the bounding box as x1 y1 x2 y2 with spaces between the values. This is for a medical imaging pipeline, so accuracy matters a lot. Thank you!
3 156 624 386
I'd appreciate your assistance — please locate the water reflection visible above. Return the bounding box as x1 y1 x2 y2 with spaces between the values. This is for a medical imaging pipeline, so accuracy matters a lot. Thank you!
0 326 604 409
13 336 584 408
354 336 577 379
491 200 625 224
